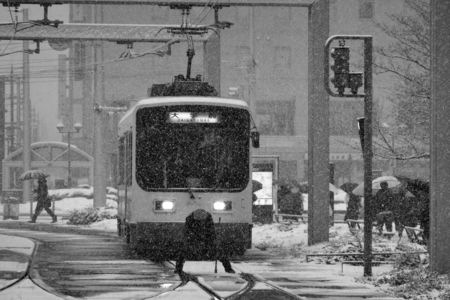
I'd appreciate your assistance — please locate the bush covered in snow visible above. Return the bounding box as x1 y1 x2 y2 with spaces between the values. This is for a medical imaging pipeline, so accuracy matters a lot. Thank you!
67 207 117 225
376 266 450 299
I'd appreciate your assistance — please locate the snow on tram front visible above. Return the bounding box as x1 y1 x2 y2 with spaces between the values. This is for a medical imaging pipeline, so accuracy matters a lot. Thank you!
116 92 260 259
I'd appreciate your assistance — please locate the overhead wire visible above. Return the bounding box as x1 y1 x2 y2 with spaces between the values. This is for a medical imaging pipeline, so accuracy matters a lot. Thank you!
0 0 19 56
0 1 223 79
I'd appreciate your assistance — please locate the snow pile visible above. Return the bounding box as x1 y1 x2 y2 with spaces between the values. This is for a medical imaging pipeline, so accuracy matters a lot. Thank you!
252 223 308 250
66 206 117 225
49 187 94 199
88 219 118 231
12 187 118 216
48 186 118 202
19 197 118 216
251 222 430 264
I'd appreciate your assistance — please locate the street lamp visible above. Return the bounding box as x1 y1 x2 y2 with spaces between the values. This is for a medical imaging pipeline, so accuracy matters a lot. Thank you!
56 122 82 188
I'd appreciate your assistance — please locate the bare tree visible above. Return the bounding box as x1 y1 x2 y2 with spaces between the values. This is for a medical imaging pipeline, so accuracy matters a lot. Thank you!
373 0 430 161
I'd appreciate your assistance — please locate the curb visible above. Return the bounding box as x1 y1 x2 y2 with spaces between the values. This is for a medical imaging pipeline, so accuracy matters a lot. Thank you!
0 221 118 237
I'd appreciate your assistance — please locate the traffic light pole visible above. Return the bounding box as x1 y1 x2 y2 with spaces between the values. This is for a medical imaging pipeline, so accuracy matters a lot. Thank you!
362 37 373 277
324 35 373 276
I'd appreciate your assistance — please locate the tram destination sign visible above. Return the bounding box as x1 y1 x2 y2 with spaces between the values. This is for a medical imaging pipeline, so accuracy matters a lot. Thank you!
168 112 220 123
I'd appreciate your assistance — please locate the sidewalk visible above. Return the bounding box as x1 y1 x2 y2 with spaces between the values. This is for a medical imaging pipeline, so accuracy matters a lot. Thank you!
0 233 34 289
0 215 117 237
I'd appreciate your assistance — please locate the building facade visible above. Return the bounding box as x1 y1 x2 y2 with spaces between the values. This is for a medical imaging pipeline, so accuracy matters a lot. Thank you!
62 0 429 187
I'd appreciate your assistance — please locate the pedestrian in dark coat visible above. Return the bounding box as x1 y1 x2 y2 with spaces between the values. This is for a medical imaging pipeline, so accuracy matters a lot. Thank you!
29 177 57 223
391 188 417 237
278 185 303 216
374 181 394 234
175 209 234 274
344 192 361 228
410 180 430 243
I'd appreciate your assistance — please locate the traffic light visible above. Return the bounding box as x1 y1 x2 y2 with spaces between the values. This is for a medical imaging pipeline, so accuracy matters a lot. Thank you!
330 47 350 95
349 73 363 95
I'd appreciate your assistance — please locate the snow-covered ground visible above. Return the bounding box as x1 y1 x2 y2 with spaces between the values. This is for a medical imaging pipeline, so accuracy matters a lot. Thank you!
4 187 117 216
2 187 447 299
18 196 118 217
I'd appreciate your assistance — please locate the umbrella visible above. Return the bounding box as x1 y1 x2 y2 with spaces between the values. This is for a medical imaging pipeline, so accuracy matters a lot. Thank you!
329 183 344 194
340 182 359 194
252 180 263 192
352 175 401 196
389 186 415 198
19 169 49 181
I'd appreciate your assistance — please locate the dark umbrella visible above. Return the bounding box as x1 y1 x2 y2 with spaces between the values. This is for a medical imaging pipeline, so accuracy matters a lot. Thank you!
252 180 263 192
19 169 49 181
340 182 358 194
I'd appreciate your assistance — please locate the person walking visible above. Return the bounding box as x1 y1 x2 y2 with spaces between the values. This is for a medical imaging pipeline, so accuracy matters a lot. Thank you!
344 192 362 228
29 176 57 223
175 209 234 274
374 181 394 234
278 183 304 220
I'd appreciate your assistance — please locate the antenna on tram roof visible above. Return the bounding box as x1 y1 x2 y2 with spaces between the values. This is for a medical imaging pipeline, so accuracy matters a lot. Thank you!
148 74 218 97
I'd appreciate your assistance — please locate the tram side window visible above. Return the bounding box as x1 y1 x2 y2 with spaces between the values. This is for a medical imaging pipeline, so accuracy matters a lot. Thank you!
125 133 132 186
117 136 125 185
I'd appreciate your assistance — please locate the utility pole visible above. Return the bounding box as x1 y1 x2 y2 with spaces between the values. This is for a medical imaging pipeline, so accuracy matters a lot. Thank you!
58 54 67 125
9 66 15 153
0 78 5 193
430 0 450 274
16 77 22 148
248 6 257 127
92 5 107 208
308 0 330 245
22 8 32 218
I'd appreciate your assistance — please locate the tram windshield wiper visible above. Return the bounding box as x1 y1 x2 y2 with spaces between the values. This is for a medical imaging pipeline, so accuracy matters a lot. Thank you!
188 188 195 199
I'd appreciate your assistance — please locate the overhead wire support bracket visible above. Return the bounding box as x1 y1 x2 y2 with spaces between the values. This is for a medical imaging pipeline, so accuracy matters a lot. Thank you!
156 5 232 36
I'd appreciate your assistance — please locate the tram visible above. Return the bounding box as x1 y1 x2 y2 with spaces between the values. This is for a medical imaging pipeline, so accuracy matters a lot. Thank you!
116 91 259 258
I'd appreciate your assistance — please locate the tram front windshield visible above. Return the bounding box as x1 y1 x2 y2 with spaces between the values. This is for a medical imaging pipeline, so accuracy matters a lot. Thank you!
136 105 250 191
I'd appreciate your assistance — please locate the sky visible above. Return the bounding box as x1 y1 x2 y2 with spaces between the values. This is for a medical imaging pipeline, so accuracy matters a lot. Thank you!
0 4 69 142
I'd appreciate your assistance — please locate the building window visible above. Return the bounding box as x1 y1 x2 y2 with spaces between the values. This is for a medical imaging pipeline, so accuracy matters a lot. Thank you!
359 0 374 19
256 100 295 135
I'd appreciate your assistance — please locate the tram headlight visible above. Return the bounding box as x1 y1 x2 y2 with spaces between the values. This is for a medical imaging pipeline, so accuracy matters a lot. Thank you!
154 200 175 212
213 200 232 211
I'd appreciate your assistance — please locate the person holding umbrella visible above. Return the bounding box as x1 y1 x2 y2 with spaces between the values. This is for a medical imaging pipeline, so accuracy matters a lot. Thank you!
29 176 57 223
175 209 234 274
252 179 263 203
374 181 394 234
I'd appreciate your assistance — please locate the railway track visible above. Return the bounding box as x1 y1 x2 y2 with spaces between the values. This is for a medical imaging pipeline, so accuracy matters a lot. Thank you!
162 260 302 300
1 229 303 299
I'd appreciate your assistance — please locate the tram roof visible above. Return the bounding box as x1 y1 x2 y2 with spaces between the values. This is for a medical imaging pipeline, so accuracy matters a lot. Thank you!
119 96 250 130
